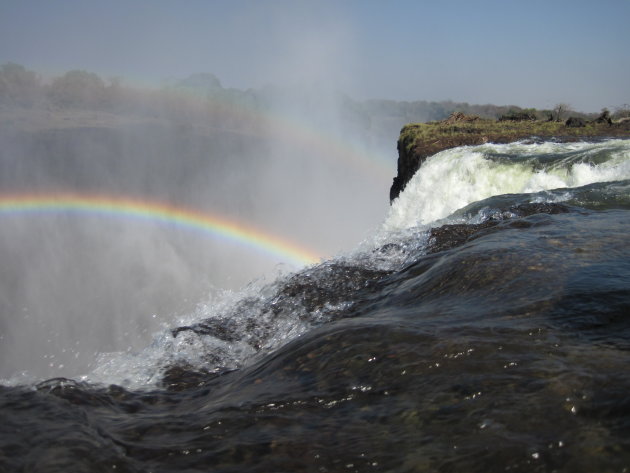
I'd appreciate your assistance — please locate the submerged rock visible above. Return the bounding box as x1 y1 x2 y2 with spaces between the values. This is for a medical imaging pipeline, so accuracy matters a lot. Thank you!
426 202 572 254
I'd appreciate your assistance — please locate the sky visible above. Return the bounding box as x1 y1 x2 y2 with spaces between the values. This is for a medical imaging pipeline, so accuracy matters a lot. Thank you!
1 0 629 112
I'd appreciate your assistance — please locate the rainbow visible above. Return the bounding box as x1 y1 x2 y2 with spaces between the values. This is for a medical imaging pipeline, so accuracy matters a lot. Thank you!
0 193 321 267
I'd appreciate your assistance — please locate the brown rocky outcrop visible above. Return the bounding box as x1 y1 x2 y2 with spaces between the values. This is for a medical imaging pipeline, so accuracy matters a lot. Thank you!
594 109 613 125
565 116 586 128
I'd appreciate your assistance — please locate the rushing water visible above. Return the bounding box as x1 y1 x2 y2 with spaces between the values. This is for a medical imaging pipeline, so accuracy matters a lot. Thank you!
2 139 630 472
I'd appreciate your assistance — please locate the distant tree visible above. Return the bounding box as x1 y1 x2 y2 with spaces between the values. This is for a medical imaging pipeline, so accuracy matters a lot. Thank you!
523 108 540 119
594 108 613 125
48 70 107 108
0 62 42 106
613 104 630 120
499 108 537 121
553 103 572 122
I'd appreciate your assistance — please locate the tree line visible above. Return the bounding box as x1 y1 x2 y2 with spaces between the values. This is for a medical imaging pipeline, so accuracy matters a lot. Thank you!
2 62 628 134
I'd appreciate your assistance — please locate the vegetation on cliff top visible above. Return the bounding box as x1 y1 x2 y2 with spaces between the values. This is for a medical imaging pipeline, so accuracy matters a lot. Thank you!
399 111 630 158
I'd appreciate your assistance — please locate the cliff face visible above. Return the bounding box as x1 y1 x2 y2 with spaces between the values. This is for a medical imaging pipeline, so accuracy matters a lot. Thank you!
390 113 630 202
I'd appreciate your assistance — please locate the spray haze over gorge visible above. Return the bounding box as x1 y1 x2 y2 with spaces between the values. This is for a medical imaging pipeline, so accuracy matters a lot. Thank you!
0 64 405 380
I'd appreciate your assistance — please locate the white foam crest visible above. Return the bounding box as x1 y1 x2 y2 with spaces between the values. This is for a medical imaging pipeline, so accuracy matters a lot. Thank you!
80 281 260 389
384 140 630 231
384 148 532 230
475 139 590 156
80 271 329 390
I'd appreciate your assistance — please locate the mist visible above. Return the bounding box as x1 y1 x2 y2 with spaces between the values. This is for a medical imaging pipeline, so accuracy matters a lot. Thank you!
0 59 396 381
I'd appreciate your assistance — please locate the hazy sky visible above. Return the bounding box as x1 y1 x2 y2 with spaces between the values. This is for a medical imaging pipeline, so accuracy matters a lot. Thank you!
1 0 629 112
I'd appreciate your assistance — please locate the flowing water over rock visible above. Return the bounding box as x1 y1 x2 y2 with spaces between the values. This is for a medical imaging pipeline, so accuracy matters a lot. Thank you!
2 139 630 472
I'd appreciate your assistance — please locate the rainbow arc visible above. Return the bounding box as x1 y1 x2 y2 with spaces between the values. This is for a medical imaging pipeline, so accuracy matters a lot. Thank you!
0 192 321 267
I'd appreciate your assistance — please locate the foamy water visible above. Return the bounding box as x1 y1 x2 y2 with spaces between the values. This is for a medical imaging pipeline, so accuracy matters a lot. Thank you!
384 139 630 231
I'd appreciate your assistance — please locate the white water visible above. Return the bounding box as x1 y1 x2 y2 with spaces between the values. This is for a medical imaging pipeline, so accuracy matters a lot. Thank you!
384 139 630 231
83 270 337 389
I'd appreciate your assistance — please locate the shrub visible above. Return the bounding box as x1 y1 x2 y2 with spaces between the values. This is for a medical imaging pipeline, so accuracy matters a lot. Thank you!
0 63 42 106
498 109 537 121
48 70 107 108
